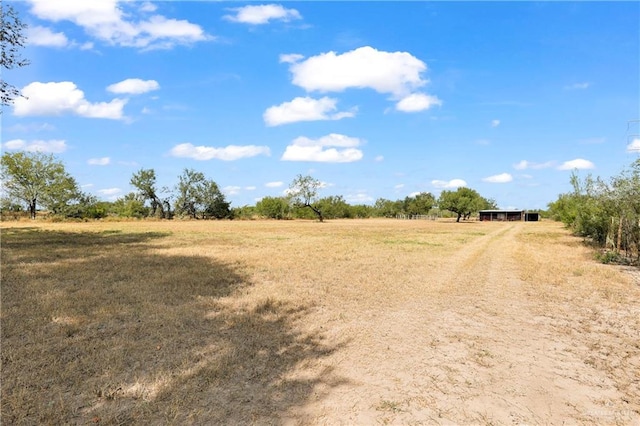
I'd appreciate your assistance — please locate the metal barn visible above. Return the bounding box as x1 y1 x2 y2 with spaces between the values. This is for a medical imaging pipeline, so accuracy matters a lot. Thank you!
478 210 540 222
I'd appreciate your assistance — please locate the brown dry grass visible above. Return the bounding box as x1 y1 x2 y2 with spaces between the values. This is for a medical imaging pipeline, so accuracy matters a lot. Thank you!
1 219 639 425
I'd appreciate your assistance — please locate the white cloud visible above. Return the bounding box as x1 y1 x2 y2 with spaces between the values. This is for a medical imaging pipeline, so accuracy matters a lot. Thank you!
395 93 442 112
263 96 355 126
88 157 111 166
224 4 301 25
564 82 591 90
374 155 384 162
3 139 67 153
281 133 364 163
394 184 405 190
27 0 210 50
279 53 304 64
245 186 256 191
13 81 127 120
482 173 513 183
491 119 500 127
557 158 595 170
627 138 640 153
513 160 554 170
346 192 374 204
431 179 467 189
107 78 159 95
97 188 121 196
289 46 430 98
224 186 242 195
265 181 283 188
27 26 69 47
169 143 271 161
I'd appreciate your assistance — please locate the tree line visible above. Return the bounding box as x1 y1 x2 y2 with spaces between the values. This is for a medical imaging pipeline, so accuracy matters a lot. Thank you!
547 159 640 265
1 151 497 221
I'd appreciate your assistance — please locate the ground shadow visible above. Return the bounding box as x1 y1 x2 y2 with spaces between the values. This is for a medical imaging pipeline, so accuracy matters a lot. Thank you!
1 228 347 425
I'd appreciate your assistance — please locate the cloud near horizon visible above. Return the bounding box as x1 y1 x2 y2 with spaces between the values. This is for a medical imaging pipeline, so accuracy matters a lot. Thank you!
3 139 67 153
281 133 364 163
627 138 640 153
169 143 271 161
557 158 595 170
513 160 555 170
431 179 467 189
482 173 513 183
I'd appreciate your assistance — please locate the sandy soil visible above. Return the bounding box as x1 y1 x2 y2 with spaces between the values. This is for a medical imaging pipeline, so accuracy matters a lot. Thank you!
285 224 640 425
2 220 639 425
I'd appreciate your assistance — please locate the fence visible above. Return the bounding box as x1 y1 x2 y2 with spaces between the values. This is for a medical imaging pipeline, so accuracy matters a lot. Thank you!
395 214 440 220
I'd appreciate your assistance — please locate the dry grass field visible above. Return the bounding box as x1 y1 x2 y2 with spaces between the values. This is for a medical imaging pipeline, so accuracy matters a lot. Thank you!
1 219 639 425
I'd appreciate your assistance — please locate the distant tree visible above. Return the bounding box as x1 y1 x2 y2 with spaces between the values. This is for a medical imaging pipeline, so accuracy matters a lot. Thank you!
1 3 29 109
349 204 374 218
374 198 403 218
404 192 436 216
174 168 229 219
256 196 291 219
130 168 170 218
316 195 352 219
112 192 148 218
438 187 484 222
288 174 324 222
1 151 79 219
200 180 230 219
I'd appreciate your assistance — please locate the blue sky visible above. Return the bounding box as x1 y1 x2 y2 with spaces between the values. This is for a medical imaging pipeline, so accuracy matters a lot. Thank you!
2 1 639 210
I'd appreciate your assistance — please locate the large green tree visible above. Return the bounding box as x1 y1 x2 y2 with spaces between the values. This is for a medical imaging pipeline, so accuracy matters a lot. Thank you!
288 174 324 222
130 168 171 219
1 152 80 219
404 192 436 216
256 196 291 219
1 3 29 108
438 187 485 222
174 168 230 219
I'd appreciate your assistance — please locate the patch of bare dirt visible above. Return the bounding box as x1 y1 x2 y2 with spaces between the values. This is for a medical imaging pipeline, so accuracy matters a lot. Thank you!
291 224 640 425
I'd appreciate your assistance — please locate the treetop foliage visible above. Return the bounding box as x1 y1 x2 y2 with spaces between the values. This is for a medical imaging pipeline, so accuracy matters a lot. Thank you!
1 3 29 108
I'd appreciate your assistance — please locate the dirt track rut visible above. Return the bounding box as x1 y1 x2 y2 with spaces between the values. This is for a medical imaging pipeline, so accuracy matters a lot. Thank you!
296 223 640 425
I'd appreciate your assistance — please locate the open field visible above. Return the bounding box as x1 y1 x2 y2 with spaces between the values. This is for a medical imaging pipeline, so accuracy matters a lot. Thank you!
2 219 639 425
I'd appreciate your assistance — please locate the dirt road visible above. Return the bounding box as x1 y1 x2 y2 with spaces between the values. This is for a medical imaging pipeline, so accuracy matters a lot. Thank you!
294 223 640 425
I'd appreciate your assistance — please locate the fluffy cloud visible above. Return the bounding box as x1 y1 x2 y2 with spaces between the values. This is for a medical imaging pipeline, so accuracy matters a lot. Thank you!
557 158 595 170
169 143 271 161
288 46 428 97
513 160 554 170
395 93 442 112
88 157 111 166
431 179 467 189
627 138 640 153
281 133 364 163
27 26 69 47
224 4 301 25
13 82 127 120
27 0 210 50
491 119 501 127
265 181 284 188
482 173 513 183
264 96 355 126
3 139 67 153
107 79 159 95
